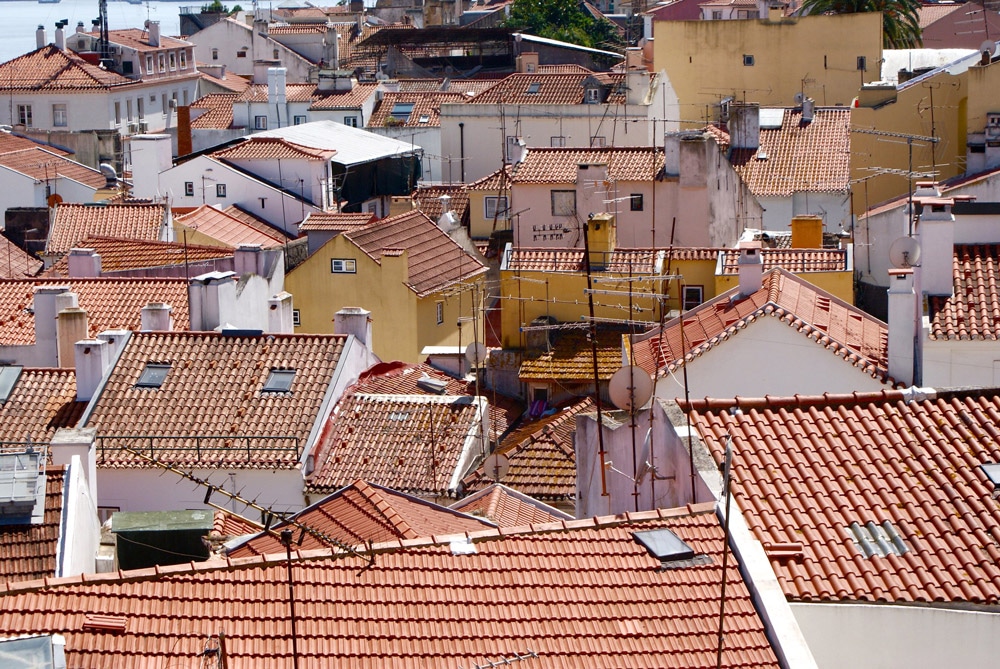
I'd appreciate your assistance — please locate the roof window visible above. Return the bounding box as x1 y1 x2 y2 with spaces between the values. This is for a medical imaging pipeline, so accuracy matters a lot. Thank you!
389 102 415 122
263 368 296 393
136 363 171 389
848 521 907 558
980 462 1000 498
0 365 22 403
633 528 711 569
526 82 541 94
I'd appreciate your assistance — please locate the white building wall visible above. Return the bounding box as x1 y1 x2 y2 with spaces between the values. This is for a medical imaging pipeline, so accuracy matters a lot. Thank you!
221 156 324 206
58 455 101 578
650 316 890 400
370 125 443 182
758 192 852 234
791 602 1000 668
0 169 97 214
187 20 315 82
922 337 1000 387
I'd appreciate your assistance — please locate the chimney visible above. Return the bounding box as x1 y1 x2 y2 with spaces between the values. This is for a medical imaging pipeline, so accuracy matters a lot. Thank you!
626 69 647 106
67 248 102 278
729 103 760 151
146 20 160 48
334 306 372 348
54 23 65 50
791 214 823 248
576 162 609 223
916 194 955 297
585 214 616 270
887 268 916 385
36 25 46 49
76 21 85 34
625 47 643 70
234 244 265 276
663 132 682 176
140 302 173 331
188 272 234 331
57 307 89 368
33 286 72 366
324 23 340 68
801 97 815 123
96 329 131 361
267 291 294 333
74 338 109 402
737 241 764 296
267 67 287 129
177 105 192 157
516 51 539 73
768 4 783 20
50 427 98 493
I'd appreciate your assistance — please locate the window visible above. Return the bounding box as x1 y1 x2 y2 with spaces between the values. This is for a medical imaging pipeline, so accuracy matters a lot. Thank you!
630 193 643 211
330 258 357 273
161 93 167 114
550 136 566 147
857 56 867 71
145 55 154 73
293 115 307 125
418 114 430 124
389 102 415 123
743 54 755 66
526 82 541 94
211 48 219 61
16 104 32 127
126 99 133 122
343 116 358 127
273 48 279 59
485 196 509 220
237 48 248 58
712 10 722 18
168 52 176 70
551 190 576 216
114 102 121 125
136 363 171 388
436 301 444 325
158 54 166 73
590 136 606 147
137 97 144 120
263 368 296 392
682 285 703 310
216 183 227 198
254 115 268 130
52 104 67 127
180 50 187 69
0 365 22 402
585 87 600 103
292 309 301 327
184 181 194 196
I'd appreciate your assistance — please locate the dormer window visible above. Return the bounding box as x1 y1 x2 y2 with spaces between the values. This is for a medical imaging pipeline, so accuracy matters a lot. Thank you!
145 55 154 74
585 87 600 103
136 363 171 389
263 368 296 393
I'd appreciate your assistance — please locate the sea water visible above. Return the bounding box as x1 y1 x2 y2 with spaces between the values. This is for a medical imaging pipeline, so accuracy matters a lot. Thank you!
0 0 184 64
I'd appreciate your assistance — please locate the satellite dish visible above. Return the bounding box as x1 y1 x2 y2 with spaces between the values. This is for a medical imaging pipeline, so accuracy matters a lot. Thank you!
981 40 996 58
465 341 488 366
888 236 921 268
46 193 63 208
635 429 653 483
793 92 804 105
482 453 509 481
608 365 654 412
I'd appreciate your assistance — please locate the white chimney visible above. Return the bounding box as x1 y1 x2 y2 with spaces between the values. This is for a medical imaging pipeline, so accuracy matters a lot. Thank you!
801 97 815 123
36 25 46 49
887 268 916 386
916 196 955 297
729 103 760 151
267 67 287 129
50 427 98 492
67 248 101 278
254 16 269 37
140 302 173 331
324 23 340 68
267 292 294 333
74 339 109 402
626 69 647 106
188 271 235 331
33 286 71 365
234 244 264 276
334 306 372 348
54 23 65 51
664 132 682 176
737 241 764 296
57 307 89 368
146 20 161 48
96 329 130 361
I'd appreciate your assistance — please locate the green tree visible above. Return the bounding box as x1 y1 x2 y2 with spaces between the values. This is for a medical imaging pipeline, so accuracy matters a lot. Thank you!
800 0 921 49
503 0 623 50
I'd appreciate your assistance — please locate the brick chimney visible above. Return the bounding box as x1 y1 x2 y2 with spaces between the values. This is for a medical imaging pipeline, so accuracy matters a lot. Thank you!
737 241 764 296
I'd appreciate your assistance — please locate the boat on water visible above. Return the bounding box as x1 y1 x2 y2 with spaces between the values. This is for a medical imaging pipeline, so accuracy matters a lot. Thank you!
38 0 61 4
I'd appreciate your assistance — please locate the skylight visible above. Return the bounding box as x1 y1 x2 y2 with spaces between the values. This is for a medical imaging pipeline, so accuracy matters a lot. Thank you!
390 102 415 121
263 369 296 393
0 366 22 403
980 462 1000 493
526 82 541 94
136 363 171 389
418 115 430 124
633 528 697 566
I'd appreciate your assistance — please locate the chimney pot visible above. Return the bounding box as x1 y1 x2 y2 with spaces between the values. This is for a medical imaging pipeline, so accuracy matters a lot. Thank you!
737 241 764 296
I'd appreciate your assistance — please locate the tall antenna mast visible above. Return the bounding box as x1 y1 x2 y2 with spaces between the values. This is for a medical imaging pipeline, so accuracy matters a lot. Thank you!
98 0 111 65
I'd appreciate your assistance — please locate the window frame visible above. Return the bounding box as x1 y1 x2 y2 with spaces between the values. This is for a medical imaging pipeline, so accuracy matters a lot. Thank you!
158 54 166 73
484 195 509 220
216 183 227 198
262 368 296 393
179 50 188 69
330 258 357 273
52 104 67 128
436 301 444 325
550 190 577 217
630 193 644 211
16 104 32 128
136 363 171 388
550 135 566 148
292 309 301 327
168 52 177 70
682 285 704 311
343 116 358 127
293 115 307 125
254 115 268 130
743 54 755 66
184 181 194 197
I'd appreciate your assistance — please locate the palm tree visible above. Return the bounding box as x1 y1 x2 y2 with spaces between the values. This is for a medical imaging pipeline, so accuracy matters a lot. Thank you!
799 0 922 49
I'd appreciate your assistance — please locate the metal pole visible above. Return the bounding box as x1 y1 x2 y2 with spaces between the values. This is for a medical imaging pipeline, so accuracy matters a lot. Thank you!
280 529 300 669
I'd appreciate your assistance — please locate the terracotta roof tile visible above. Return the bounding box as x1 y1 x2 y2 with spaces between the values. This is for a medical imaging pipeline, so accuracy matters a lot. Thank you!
344 210 486 297
211 509 262 539
47 203 166 257
0 45 135 93
229 479 494 557
719 248 849 273
0 369 83 442
235 83 320 104
0 505 781 668
0 237 42 279
411 184 469 222
504 247 661 273
221 204 294 240
451 483 572 525
96 28 193 52
467 166 511 192
175 205 288 248
0 132 68 156
0 278 190 344
918 2 963 28
42 235 233 277
213 137 337 161
0 465 66 584
267 24 328 35
687 388 1000 605
730 108 851 197
630 268 889 382
299 211 376 232
368 91 466 128
190 93 240 130
929 244 1000 340
512 147 663 183
88 331 348 469
519 328 625 382
537 64 594 74
0 148 106 190
197 71 251 94
469 72 627 105
307 82 378 110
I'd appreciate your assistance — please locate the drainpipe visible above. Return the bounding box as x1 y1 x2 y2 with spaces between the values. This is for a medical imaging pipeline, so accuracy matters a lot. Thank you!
459 122 465 182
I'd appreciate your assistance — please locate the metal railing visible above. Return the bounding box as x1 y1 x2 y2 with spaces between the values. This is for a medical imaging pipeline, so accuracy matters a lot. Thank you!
96 435 302 465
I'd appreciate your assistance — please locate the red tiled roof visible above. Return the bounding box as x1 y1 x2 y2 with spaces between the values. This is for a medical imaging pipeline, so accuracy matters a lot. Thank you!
630 268 889 380
87 332 349 469
0 148 106 190
519 328 625 382
467 166 511 192
0 132 69 156
0 45 135 92
0 465 66 584
190 93 239 130
174 205 287 248
229 479 494 557
730 108 851 197
197 71 251 94
368 91 466 128
92 29 192 52
451 483 571 525
918 2 963 28
307 392 485 496
267 24 328 34
235 83 319 103
299 211 376 232
42 235 232 277
308 82 379 110
221 204 294 240
512 147 663 183
47 203 165 257
537 64 594 74
929 244 1000 340
462 398 593 501
213 137 336 161
212 509 261 539
469 72 626 105
0 369 82 442
0 504 781 668
504 247 661 273
0 237 42 279
344 210 486 297
719 248 849 274
0 278 191 344
687 389 1000 605
411 184 469 223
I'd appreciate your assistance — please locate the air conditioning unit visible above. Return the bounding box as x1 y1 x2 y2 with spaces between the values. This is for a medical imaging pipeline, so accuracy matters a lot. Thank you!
137 121 148 133
126 122 138 133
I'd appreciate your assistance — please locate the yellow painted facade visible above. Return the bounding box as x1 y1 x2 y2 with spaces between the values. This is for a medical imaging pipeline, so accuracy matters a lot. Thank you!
285 237 483 363
652 13 881 119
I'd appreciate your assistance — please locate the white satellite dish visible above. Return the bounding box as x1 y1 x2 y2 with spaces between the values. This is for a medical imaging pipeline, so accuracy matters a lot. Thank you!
981 40 996 58
465 341 488 366
608 365 654 412
635 428 653 483
482 453 510 481
888 236 921 268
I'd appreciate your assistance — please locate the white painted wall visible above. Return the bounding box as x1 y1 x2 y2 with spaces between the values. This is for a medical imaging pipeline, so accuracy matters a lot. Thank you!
187 20 316 82
648 316 890 400
0 166 98 214
221 156 325 207
758 192 852 234
57 455 101 578
792 602 1000 668
922 336 1000 387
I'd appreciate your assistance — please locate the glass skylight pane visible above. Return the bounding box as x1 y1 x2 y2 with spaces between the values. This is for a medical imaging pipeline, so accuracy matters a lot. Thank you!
0 366 22 403
136 364 170 388
633 528 695 562
263 369 296 393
